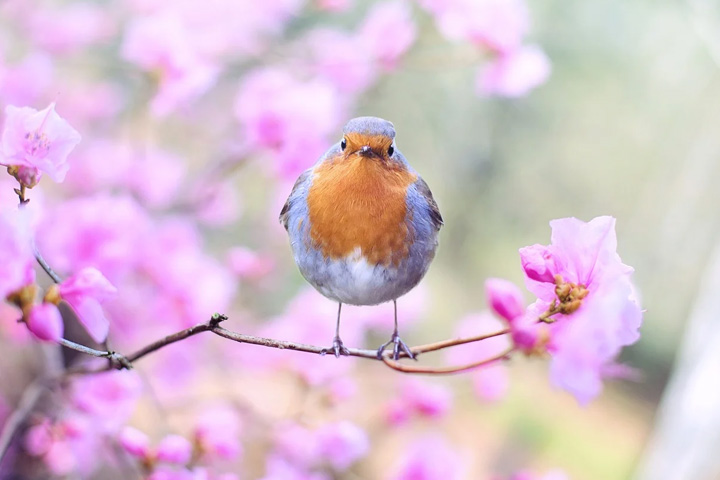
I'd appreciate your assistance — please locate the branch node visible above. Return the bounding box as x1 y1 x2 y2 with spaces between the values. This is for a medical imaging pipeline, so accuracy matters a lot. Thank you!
209 312 228 327
105 352 133 370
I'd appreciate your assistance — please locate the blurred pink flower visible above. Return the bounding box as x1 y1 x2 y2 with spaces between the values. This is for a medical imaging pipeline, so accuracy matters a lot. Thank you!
23 416 98 476
274 422 321 469
59 267 117 342
38 193 151 279
234 68 344 180
478 45 551 97
157 434 193 465
121 13 219 116
305 28 377 95
389 435 465 480
421 0 529 53
194 179 244 226
26 303 63 342
1 103 81 182
228 246 276 281
385 378 453 426
126 147 187 208
194 404 242 461
508 470 570 480
519 216 643 404
0 210 34 300
446 313 511 402
316 421 370 470
316 0 353 11
25 3 116 54
260 454 331 480
485 277 525 322
359 1 417 69
72 370 142 431
0 53 55 107
119 426 151 458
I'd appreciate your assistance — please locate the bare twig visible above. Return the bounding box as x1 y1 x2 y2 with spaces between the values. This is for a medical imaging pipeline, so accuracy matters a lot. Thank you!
33 244 62 284
60 313 514 377
0 380 47 465
381 347 515 374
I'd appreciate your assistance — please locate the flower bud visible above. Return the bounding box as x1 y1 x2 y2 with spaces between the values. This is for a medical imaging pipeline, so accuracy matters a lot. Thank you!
156 434 192 465
485 278 525 322
119 426 150 458
26 304 63 342
519 244 558 283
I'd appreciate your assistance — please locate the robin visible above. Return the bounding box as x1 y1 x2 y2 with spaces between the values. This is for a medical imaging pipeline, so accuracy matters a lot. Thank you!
279 117 443 360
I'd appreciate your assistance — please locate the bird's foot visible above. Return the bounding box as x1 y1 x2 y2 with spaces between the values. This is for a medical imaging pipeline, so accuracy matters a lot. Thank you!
321 336 350 358
377 333 415 361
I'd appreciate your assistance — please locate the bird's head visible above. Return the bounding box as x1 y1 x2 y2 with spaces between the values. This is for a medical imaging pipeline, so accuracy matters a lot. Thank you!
339 116 398 163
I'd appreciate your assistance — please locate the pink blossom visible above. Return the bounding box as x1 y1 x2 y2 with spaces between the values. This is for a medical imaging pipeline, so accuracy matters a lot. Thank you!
58 267 117 342
477 45 551 98
421 0 530 53
305 29 377 94
25 3 116 54
260 454 331 480
24 421 53 456
359 1 417 69
485 277 525 322
121 13 219 116
72 370 142 431
119 426 151 458
316 0 353 12
157 434 193 465
385 378 453 425
518 243 557 283
194 179 244 226
228 246 275 281
148 468 195 480
0 211 34 300
37 193 151 279
509 470 569 480
26 304 64 342
316 421 370 470
0 53 55 107
389 435 465 480
273 422 321 469
234 68 344 180
125 147 187 208
520 216 643 404
1 103 81 182
193 405 242 461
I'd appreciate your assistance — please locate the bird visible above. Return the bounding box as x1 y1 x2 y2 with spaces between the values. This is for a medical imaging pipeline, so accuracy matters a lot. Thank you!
279 116 443 360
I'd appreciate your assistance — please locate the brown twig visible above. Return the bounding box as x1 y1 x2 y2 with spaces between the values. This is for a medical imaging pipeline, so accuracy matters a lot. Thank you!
381 346 515 374
60 314 514 376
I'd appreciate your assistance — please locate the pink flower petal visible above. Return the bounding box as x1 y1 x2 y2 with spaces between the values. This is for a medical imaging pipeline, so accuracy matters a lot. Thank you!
26 304 64 342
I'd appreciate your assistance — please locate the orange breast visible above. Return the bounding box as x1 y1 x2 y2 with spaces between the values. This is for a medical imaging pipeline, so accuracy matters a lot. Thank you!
307 155 417 267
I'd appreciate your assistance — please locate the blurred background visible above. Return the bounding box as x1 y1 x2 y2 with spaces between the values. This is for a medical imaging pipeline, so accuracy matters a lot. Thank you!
1 0 720 478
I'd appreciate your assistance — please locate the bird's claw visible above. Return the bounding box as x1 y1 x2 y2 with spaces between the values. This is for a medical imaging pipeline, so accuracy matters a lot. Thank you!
377 333 415 361
322 336 350 358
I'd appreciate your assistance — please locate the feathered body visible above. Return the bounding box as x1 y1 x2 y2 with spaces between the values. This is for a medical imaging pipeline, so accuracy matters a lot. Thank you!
280 117 442 307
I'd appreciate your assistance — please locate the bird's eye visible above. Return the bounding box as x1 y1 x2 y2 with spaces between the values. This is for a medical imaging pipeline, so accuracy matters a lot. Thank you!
340 138 347 150
388 145 395 156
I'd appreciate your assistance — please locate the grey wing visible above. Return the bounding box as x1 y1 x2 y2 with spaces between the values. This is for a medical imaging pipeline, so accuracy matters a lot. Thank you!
279 169 312 231
414 177 443 232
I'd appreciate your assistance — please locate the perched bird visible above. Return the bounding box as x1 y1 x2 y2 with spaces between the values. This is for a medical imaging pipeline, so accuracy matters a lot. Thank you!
279 117 443 360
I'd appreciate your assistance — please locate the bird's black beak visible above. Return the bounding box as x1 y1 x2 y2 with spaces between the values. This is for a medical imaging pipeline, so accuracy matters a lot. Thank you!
359 145 372 157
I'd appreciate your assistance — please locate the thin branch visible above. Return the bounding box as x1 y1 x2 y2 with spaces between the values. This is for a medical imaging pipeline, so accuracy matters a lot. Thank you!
409 329 510 356
381 346 515 374
0 380 47 465
33 243 62 284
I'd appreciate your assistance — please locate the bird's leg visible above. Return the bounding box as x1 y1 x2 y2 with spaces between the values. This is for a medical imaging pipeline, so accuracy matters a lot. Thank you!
377 300 416 360
323 302 350 358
